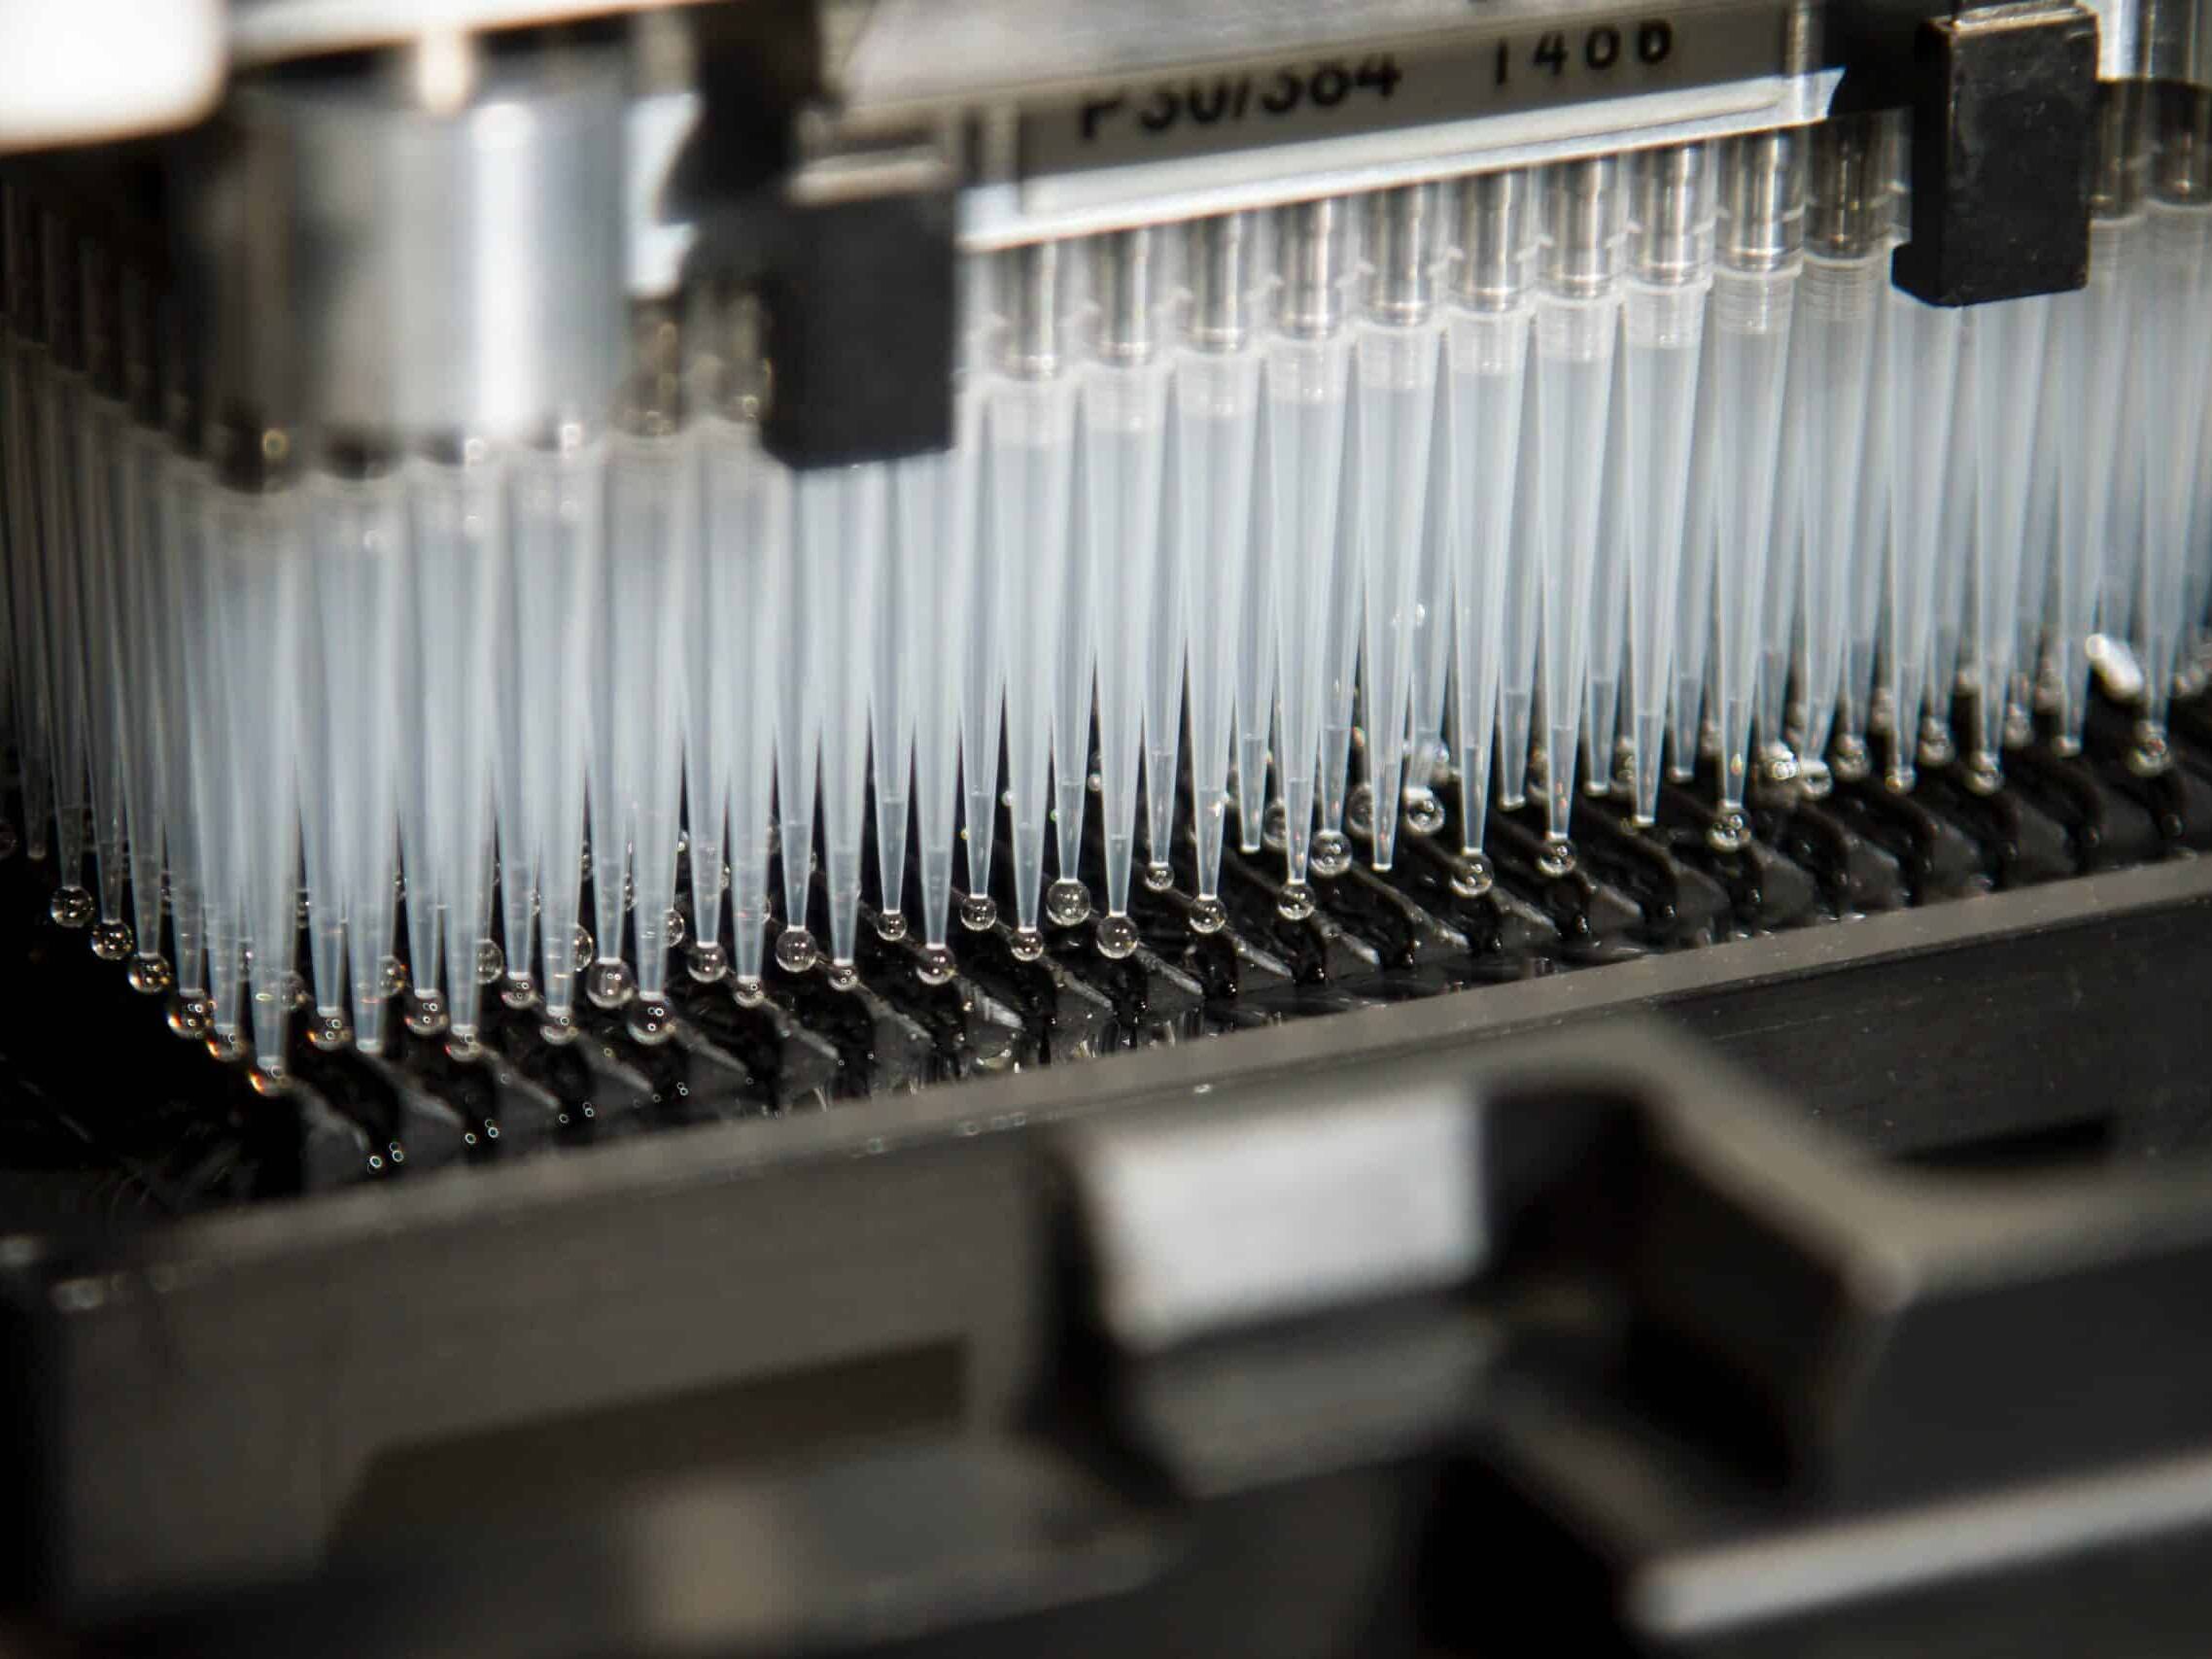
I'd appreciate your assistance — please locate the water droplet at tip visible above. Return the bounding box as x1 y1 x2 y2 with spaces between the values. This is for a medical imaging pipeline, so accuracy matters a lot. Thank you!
1096 914 1139 958
50 887 93 928
1536 839 1578 879
1008 927 1046 963
686 941 731 983
1448 852 1494 900
1705 811 1751 855
626 998 677 1045
958 893 998 932
774 926 819 974
126 953 174 995
308 1012 351 1052
1045 879 1092 928
1189 895 1228 935
874 910 910 943
585 959 635 1009
916 945 957 985
1276 882 1316 922
825 960 861 990
1309 831 1353 879
1141 862 1175 893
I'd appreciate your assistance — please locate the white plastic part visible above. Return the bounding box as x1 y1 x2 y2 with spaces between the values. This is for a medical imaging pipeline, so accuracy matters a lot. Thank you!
302 469 407 1051
985 371 1080 935
1173 346 1263 900
796 464 889 968
700 415 794 986
1619 280 1709 820
1351 313 1445 869
1263 328 1354 887
1707 263 1798 819
1444 305 1533 850
1963 294 2053 782
1883 289 1966 788
407 453 507 1040
198 485 306 1072
1790 250 1881 775
508 439 604 1023
1081 351 1173 919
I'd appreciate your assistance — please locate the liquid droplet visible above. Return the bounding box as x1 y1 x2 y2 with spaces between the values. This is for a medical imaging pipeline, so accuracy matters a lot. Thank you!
686 941 731 984
1705 810 1751 854
50 887 93 928
731 975 769 1008
126 953 173 995
500 974 540 1011
249 1061 290 1096
664 908 687 949
308 1011 351 1052
1345 783 1377 839
1045 879 1092 928
825 959 861 991
1403 791 1446 838
1448 852 1495 900
1797 757 1835 799
958 893 998 932
1276 882 1316 922
1096 914 1139 958
571 926 595 970
1189 895 1228 935
1262 800 1290 852
774 926 818 974
585 959 634 1009
1831 732 1871 783
1141 862 1175 894
378 954 408 995
446 1031 484 1062
626 997 676 1046
1536 838 1578 879
2129 725 2173 778
205 1027 249 1065
539 1012 581 1046
404 990 450 1036
1962 751 2003 796
1310 831 1352 879
89 920 133 961
1008 927 1046 963
166 993 214 1040
475 939 505 985
874 909 910 943
1917 718 1956 769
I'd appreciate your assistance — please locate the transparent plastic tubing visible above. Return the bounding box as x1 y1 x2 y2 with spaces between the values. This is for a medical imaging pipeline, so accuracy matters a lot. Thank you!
509 432 604 1031
302 457 406 1052
892 381 980 969
1445 169 1538 872
0 191 54 864
1174 221 1265 923
1706 130 1803 847
795 462 887 976
699 388 794 1000
407 443 507 1048
1793 115 1885 790
2134 102 2212 774
75 288 131 943
1882 277 1965 790
37 217 93 916
1079 226 1173 950
1530 155 1628 864
118 414 174 985
1619 145 1713 822
1963 292 2053 789
984 241 1080 953
1263 198 1356 905
1351 184 1447 870
199 478 306 1075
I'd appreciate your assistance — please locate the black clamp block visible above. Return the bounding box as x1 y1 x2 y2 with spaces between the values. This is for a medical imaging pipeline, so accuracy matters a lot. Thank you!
1891 0 2100 306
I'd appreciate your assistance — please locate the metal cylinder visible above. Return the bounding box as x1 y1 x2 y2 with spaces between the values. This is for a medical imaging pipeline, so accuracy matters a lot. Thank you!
194 48 627 455
1363 183 1440 325
2090 81 2151 218
1273 197 1354 339
1452 168 1537 311
1806 117 1885 259
1716 130 1806 273
1629 145 1715 284
1092 226 1159 363
1187 212 1263 352
1540 156 1625 298
2153 82 2212 203
995 239 1066 378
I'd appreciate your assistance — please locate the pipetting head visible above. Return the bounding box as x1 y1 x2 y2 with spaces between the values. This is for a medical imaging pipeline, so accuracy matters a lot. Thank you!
1360 182 1446 326
1271 195 1358 338
1538 155 1627 298
1451 167 1539 312
1716 129 1806 273
1628 144 1716 284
